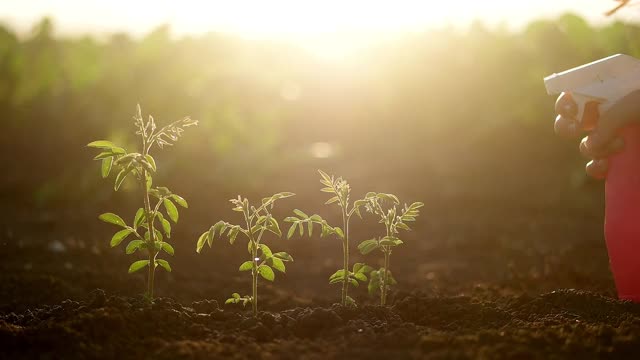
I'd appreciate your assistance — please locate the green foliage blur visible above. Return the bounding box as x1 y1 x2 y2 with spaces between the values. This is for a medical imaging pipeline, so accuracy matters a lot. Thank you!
1 14 638 209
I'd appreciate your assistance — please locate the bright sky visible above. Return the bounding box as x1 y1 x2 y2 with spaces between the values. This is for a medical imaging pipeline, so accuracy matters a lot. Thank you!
0 0 636 39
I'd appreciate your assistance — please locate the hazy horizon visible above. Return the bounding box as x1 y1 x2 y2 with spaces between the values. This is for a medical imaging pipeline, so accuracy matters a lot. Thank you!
1 0 638 39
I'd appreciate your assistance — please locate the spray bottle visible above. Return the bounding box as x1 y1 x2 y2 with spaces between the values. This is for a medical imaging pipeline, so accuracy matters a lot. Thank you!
544 54 640 301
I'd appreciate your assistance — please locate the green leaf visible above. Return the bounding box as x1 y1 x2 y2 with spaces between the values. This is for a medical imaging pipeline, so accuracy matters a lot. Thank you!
225 298 235 305
273 252 293 262
87 140 119 149
171 194 188 208
101 157 113 178
287 222 297 239
208 224 216 247
380 237 403 246
134 208 145 229
160 242 174 256
293 209 308 218
196 231 208 253
128 260 150 273
110 229 133 247
396 223 411 231
259 244 273 257
144 154 157 172
156 259 171 272
163 198 179 223
146 175 153 190
377 193 400 204
160 215 171 238
126 240 145 254
355 263 373 274
308 221 313 237
114 165 134 191
99 213 127 227
334 227 344 239
232 292 241 299
228 226 240 244
349 278 359 287
239 261 253 271
325 196 339 205
329 269 346 282
270 257 286 273
258 265 275 281
267 217 282 237
353 272 367 282
318 169 331 182
358 239 380 255
368 271 380 295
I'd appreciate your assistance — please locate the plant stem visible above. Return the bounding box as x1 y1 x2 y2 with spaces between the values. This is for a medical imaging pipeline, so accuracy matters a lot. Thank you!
341 209 349 306
252 244 258 317
141 127 157 300
381 248 390 306
142 173 157 299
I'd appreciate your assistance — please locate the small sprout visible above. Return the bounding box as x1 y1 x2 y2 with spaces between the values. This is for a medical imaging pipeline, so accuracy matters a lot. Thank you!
196 192 295 317
358 194 424 305
88 104 196 299
286 170 370 306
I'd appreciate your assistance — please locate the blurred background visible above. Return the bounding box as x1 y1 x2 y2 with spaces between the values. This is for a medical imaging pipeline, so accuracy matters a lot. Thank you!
0 0 639 309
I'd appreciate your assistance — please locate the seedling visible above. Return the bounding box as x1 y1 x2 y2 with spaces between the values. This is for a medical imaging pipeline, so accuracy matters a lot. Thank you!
196 192 295 317
358 193 423 305
285 170 369 306
87 104 197 299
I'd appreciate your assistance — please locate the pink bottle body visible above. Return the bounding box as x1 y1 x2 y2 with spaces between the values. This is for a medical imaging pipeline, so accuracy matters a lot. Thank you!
605 124 640 301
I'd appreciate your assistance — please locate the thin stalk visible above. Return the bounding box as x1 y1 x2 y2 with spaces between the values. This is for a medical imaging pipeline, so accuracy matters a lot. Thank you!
140 127 157 300
341 209 349 306
381 248 391 305
251 242 258 317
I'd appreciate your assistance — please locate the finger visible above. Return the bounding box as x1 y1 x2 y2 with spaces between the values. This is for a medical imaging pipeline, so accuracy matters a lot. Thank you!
585 159 609 180
580 136 624 159
554 114 579 138
555 92 578 118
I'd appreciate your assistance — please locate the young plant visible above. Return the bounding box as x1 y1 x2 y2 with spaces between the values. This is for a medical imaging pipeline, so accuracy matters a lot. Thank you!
358 193 424 305
285 170 369 306
196 192 295 317
87 104 197 299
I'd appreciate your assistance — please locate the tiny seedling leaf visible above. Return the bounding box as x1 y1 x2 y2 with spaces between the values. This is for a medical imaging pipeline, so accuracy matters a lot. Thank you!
99 213 127 228
156 259 171 272
258 265 275 281
128 260 150 273
239 261 253 271
171 194 188 208
133 208 145 229
358 239 379 255
126 240 145 254
270 257 286 273
87 140 118 149
160 216 171 237
164 198 179 223
273 252 294 262
111 229 133 247
101 157 113 178
144 154 157 172
196 231 208 253
287 222 297 239
160 242 175 256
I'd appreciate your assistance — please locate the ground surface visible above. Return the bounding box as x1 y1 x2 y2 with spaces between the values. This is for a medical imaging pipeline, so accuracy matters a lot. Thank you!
2 127 640 359
3 185 640 360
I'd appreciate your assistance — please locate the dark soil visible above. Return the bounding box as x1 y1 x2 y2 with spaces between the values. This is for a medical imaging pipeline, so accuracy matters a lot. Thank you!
2 127 639 359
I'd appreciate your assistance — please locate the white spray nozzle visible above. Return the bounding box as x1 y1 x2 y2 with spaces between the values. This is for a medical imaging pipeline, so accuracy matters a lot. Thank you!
544 54 640 124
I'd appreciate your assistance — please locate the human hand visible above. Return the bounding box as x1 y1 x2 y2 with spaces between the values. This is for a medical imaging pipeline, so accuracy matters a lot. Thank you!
554 90 640 179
